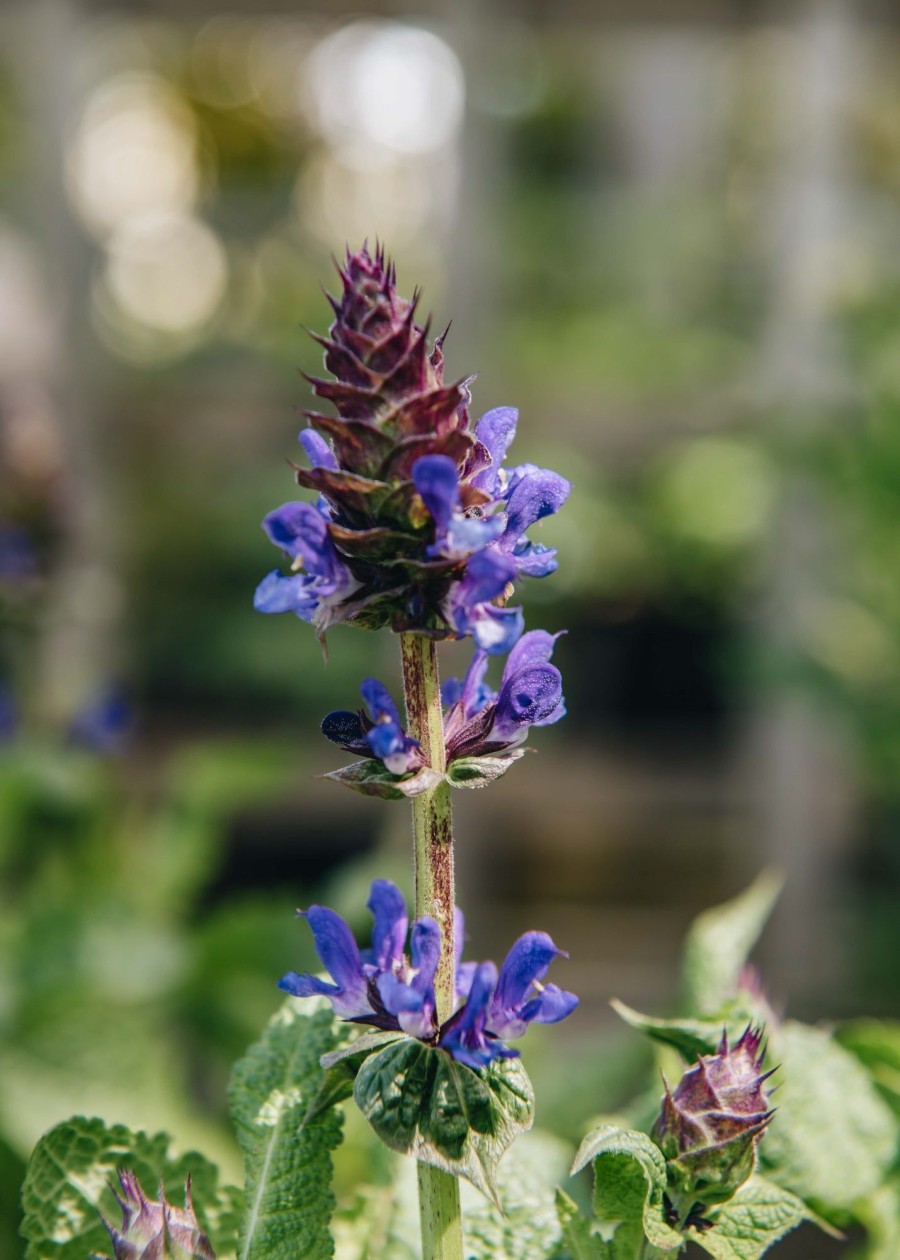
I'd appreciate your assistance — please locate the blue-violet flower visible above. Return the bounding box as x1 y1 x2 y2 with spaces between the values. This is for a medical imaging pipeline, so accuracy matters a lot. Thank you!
279 878 578 1066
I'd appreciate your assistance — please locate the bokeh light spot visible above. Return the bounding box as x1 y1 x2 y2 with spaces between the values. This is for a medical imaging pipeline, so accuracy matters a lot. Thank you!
305 21 464 168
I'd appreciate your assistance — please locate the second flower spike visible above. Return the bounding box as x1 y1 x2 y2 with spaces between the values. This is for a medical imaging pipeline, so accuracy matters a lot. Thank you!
320 629 566 797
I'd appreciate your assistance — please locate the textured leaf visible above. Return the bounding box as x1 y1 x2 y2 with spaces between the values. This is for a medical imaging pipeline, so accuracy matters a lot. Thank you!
20 1116 240 1260
460 1130 571 1259
319 1030 405 1072
759 1020 897 1212
307 1032 406 1124
556 1189 611 1260
572 1124 682 1253
609 1000 755 1061
323 760 443 800
353 1038 534 1205
689 1175 832 1260
446 752 527 789
228 997 347 1260
682 872 782 1015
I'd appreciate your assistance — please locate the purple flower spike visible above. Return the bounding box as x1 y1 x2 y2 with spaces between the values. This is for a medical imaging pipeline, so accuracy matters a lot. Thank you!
278 905 371 1019
278 880 579 1065
256 247 570 643
413 455 503 561
488 930 578 1040
439 962 519 1069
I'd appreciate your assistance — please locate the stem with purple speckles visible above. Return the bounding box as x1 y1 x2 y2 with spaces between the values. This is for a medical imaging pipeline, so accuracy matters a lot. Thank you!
399 631 462 1260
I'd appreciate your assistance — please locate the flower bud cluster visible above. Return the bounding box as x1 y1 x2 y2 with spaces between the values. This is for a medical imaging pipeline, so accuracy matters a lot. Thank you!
278 878 578 1068
96 1170 215 1260
254 246 569 649
653 1027 775 1225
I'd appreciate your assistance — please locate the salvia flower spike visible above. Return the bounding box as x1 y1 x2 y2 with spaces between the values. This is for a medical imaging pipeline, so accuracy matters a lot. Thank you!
254 244 570 647
653 1025 776 1227
278 878 578 1066
95 1170 215 1260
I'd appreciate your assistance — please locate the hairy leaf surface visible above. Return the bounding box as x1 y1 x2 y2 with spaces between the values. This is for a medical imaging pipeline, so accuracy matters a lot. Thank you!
20 1116 240 1260
228 997 346 1260
353 1038 534 1204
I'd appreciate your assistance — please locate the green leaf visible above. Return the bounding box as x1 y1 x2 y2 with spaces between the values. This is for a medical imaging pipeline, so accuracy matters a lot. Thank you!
689 1175 833 1260
837 1019 900 1117
323 760 443 800
446 752 527 789
853 1178 900 1260
610 999 756 1061
682 872 782 1015
572 1124 683 1253
353 1038 534 1205
20 1115 240 1260
460 1130 572 1260
306 1032 406 1125
228 996 347 1260
760 1020 897 1211
556 1188 611 1260
319 1030 405 1072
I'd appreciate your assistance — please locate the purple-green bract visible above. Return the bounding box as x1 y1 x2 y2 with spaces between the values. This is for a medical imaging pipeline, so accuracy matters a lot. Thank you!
278 878 578 1067
254 245 569 649
97 1170 214 1260
654 1026 775 1217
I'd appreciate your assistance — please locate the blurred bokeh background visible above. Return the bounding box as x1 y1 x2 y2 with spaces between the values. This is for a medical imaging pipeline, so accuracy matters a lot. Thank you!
1 0 899 1248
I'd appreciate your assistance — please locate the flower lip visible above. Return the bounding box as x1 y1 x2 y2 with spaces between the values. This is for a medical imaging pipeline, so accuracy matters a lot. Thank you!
321 679 421 775
438 961 520 1069
487 930 579 1040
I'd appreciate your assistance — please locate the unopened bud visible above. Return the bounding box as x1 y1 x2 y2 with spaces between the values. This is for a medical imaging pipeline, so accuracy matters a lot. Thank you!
653 1026 775 1225
96 1170 215 1260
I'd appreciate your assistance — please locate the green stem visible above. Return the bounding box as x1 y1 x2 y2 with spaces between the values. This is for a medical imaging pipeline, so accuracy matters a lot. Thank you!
399 631 462 1260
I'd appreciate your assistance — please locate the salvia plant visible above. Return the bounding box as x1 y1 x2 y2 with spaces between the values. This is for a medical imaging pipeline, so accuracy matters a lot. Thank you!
18 249 900 1260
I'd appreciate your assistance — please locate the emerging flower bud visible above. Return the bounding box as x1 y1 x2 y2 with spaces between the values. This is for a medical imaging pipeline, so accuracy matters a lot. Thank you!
96 1170 215 1260
653 1026 775 1226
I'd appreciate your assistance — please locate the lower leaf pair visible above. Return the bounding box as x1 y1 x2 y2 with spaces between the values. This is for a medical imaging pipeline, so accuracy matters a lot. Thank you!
319 1030 535 1205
